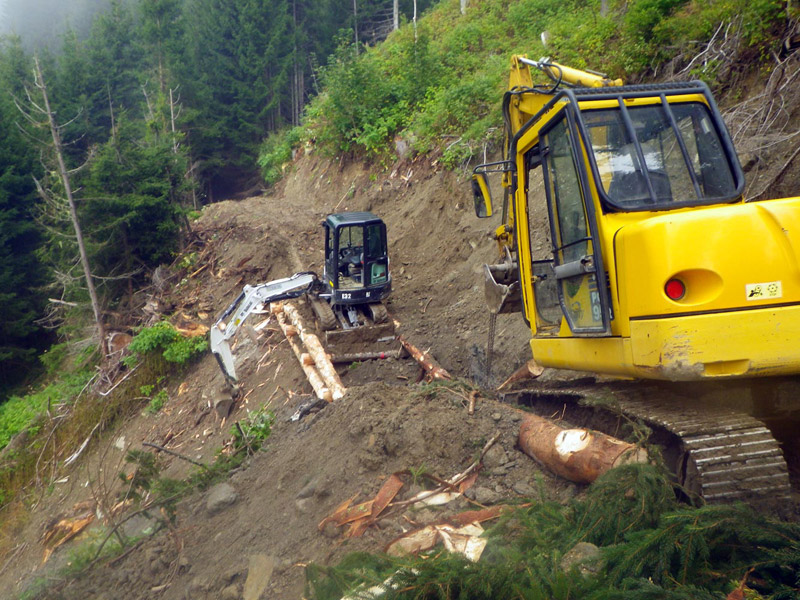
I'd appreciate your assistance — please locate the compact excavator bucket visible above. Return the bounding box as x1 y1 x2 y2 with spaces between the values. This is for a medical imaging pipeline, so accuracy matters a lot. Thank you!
484 263 521 315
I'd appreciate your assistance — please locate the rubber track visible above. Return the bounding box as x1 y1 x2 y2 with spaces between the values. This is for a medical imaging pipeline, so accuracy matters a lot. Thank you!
612 393 791 503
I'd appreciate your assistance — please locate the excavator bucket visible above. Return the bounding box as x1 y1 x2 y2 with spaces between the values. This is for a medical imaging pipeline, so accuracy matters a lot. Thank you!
484 263 521 315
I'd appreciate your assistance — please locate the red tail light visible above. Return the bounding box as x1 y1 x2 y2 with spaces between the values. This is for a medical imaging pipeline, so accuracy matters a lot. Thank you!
665 278 686 300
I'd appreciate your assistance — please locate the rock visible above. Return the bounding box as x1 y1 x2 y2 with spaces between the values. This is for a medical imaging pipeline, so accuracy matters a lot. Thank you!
466 486 502 505
560 542 602 575
491 412 503 422
321 520 341 539
295 498 312 513
220 584 240 600
177 555 191 573
206 482 239 515
243 554 275 600
296 478 318 499
512 482 536 497
482 445 508 469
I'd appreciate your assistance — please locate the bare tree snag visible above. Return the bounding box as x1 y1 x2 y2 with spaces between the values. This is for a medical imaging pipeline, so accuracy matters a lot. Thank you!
31 55 107 354
397 335 451 381
282 303 346 400
518 414 648 484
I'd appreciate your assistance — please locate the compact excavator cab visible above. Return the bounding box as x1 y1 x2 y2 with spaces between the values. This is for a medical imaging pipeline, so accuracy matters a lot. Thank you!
322 212 391 310
472 56 800 381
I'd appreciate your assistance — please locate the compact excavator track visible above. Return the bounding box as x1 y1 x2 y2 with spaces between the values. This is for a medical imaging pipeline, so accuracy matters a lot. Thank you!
502 381 793 508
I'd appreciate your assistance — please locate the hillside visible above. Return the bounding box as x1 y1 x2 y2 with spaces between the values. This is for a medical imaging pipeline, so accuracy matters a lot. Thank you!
4 57 800 590
0 149 558 599
3 40 800 600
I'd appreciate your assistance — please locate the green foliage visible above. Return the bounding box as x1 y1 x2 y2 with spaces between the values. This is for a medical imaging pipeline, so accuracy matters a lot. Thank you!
257 126 304 185
305 464 800 599
231 406 275 454
146 389 169 414
123 322 208 369
0 370 94 450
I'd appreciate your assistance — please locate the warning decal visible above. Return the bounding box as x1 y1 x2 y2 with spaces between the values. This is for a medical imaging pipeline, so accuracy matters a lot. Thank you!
745 280 782 301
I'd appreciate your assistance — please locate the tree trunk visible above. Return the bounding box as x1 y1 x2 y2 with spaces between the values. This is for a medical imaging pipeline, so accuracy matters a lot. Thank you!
393 0 399 30
460 0 468 15
33 55 107 355
518 414 648 484
353 0 359 54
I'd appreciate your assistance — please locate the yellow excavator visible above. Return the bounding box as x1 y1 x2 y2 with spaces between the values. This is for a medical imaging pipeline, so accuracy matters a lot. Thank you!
472 56 800 506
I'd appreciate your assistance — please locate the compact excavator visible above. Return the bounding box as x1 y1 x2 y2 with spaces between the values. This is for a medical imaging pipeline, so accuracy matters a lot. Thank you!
210 211 392 382
472 56 800 506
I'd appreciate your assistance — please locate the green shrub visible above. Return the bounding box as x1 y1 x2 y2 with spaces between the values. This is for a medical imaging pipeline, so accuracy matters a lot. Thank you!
146 389 169 414
123 322 207 369
0 370 94 450
257 126 304 185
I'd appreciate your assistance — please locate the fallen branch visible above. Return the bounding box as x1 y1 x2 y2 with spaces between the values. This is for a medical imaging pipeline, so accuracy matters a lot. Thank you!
142 442 209 470
397 335 451 381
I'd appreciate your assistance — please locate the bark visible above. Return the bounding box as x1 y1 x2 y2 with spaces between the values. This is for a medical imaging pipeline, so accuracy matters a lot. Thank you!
33 55 107 355
397 335 451 381
282 302 346 400
274 309 332 402
518 414 648 484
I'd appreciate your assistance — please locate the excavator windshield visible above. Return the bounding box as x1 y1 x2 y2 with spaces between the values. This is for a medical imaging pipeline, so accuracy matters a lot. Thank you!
582 101 738 210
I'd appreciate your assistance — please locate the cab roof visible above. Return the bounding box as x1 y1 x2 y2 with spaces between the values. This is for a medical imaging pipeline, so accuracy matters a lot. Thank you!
325 211 383 228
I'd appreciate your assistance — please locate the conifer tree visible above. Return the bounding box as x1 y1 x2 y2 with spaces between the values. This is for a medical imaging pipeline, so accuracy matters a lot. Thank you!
0 42 50 389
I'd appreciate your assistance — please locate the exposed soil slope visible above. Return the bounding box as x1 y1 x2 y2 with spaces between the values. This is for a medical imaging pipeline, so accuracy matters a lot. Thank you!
4 51 800 598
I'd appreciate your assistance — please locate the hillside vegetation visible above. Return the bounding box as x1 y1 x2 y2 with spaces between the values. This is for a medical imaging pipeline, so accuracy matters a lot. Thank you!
261 0 792 175
0 0 799 599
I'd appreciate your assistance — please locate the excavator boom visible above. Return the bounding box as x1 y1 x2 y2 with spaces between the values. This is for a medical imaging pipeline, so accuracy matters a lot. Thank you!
210 272 317 382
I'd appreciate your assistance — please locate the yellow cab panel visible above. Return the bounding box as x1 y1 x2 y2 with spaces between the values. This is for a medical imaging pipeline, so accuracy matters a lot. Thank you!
519 82 800 379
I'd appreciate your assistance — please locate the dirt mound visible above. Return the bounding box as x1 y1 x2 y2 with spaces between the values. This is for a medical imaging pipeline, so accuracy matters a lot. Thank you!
56 383 571 600
0 152 543 599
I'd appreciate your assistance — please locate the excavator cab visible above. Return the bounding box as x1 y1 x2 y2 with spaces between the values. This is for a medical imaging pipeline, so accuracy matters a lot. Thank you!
473 56 800 380
322 212 391 308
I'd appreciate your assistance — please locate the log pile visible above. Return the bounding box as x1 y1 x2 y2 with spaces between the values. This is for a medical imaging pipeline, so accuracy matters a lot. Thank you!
272 302 346 402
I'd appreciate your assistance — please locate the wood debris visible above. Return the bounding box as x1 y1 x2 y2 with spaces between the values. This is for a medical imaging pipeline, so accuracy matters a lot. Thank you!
397 335 451 381
518 413 648 484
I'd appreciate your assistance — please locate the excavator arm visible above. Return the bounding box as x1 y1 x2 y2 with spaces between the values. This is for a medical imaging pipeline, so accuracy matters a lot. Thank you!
472 56 623 315
210 272 317 382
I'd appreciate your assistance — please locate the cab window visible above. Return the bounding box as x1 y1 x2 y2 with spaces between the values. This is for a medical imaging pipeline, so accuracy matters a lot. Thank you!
584 102 737 210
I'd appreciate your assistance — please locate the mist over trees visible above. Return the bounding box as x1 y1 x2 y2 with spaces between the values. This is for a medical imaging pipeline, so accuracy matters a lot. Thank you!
0 0 435 394
0 0 126 51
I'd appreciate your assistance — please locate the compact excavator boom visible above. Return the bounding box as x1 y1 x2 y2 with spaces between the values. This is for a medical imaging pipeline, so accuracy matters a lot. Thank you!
472 56 800 506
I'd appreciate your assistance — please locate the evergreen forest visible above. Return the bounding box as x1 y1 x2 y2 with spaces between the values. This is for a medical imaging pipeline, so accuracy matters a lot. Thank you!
0 0 434 395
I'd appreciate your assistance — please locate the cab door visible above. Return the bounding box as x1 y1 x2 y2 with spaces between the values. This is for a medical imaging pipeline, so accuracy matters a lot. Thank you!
540 113 612 335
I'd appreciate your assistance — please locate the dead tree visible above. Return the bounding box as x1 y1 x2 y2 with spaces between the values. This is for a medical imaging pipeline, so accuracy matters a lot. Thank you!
24 56 107 354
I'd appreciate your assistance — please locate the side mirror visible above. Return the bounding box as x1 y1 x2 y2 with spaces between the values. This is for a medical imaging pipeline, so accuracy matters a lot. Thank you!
471 172 493 218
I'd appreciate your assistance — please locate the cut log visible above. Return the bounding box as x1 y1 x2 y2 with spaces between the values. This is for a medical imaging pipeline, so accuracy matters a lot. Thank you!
497 358 544 390
283 302 346 400
329 349 403 363
274 309 332 402
397 335 451 381
518 414 647 484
